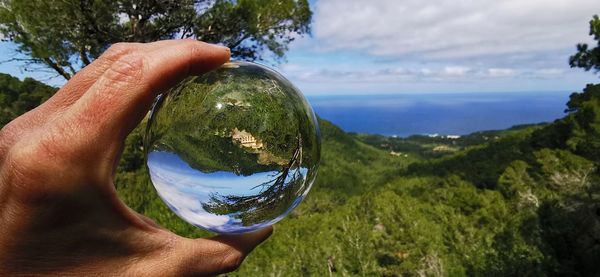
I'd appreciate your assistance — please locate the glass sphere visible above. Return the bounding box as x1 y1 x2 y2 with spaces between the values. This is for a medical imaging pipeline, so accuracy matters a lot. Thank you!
144 61 320 234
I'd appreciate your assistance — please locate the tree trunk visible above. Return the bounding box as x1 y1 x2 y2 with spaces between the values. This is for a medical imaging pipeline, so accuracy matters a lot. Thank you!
42 57 71 80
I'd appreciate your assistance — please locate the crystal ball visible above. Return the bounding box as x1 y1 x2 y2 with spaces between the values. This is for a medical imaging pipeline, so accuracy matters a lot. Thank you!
144 61 320 234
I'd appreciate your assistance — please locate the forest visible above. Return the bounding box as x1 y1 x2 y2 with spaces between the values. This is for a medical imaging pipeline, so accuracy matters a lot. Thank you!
0 1 599 275
1 69 599 275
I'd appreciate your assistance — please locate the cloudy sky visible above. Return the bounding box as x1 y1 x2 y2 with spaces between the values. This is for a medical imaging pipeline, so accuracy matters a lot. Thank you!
277 0 600 94
1 0 599 95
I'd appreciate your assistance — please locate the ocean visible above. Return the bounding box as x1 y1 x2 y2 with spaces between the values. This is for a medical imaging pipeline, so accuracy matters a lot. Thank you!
306 91 572 137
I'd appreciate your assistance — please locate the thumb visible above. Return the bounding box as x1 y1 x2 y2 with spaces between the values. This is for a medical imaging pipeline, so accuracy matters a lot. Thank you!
142 227 273 276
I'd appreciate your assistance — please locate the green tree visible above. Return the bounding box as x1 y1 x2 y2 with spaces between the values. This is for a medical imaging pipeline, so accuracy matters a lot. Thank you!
563 16 600 162
0 73 56 126
497 160 534 199
0 0 311 80
563 84 600 161
569 15 600 75
565 83 600 113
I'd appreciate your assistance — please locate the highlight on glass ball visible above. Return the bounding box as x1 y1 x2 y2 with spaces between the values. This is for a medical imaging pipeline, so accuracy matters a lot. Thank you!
144 61 320 234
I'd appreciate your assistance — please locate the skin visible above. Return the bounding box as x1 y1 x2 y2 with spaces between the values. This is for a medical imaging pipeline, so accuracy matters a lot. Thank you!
0 40 272 276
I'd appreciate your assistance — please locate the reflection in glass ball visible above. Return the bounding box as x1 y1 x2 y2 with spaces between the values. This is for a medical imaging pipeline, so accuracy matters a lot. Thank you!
144 61 320 234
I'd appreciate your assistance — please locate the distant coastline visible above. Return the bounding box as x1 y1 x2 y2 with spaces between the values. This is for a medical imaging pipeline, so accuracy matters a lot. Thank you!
307 91 571 137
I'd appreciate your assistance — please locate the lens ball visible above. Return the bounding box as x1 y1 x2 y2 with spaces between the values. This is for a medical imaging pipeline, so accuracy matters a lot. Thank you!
144 61 320 234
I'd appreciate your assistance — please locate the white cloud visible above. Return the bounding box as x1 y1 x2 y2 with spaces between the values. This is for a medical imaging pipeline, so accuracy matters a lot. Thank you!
538 68 564 75
281 1 600 94
488 68 516 77
313 0 599 60
281 63 587 88
149 169 232 229
443 66 471 77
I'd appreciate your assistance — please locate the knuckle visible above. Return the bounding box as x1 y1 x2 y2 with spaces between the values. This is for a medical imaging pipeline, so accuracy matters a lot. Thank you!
7 126 73 174
102 42 138 60
0 118 32 164
5 141 50 185
184 40 204 57
102 55 145 88
12 137 61 166
0 112 46 166
3 147 50 203
2 130 77 199
0 113 31 141
0 121 18 149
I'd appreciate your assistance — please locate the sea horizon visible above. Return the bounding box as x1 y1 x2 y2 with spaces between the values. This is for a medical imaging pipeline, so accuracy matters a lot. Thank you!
306 91 572 137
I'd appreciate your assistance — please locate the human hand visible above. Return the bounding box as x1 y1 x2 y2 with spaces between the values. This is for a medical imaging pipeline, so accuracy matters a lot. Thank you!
0 40 272 276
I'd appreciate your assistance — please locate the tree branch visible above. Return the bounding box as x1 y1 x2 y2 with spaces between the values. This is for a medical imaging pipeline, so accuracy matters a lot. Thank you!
228 33 252 49
179 15 197 39
41 57 71 80
67 64 77 76
0 57 33 63
79 46 91 66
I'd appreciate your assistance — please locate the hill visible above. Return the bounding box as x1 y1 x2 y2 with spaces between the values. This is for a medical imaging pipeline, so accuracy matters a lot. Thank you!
1 74 599 275
121 84 600 276
0 73 56 126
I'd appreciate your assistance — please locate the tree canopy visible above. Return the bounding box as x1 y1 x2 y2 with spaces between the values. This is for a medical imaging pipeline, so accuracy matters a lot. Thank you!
3 68 600 275
569 14 600 75
0 73 56 126
0 0 311 80
3 6 600 276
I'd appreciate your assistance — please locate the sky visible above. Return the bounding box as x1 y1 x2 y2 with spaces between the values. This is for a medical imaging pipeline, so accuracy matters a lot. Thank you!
147 150 307 233
1 0 600 95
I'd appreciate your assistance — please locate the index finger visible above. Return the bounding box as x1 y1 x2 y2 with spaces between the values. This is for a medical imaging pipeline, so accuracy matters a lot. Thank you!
64 40 230 142
44 40 205 113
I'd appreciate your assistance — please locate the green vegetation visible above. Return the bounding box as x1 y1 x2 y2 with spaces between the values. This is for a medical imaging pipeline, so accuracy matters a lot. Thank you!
0 73 56 125
2 71 598 273
0 0 311 79
570 15 600 74
232 97 600 275
1 13 600 277
353 123 546 159
148 63 319 175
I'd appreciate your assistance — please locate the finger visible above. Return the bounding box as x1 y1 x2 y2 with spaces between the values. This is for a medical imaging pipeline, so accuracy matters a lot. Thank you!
161 227 273 276
0 40 202 153
65 40 229 143
208 227 274 256
38 43 142 115
42 40 203 114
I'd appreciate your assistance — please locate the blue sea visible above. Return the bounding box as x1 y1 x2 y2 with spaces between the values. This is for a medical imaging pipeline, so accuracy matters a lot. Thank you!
306 91 572 137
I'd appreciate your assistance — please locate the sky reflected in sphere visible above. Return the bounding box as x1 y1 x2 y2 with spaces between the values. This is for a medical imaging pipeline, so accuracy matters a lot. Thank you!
145 61 320 234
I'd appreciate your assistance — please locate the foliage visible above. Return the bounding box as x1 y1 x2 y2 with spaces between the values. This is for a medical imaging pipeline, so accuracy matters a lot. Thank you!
564 83 600 162
118 91 600 276
0 0 311 79
0 73 56 125
195 0 311 61
354 123 546 159
2 70 600 275
2 14 600 273
570 15 600 75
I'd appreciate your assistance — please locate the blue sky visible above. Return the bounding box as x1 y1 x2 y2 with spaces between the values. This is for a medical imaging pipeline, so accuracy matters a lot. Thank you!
1 0 600 95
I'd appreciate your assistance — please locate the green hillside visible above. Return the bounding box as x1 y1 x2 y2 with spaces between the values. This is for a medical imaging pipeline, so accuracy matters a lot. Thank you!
233 101 600 275
1 74 599 275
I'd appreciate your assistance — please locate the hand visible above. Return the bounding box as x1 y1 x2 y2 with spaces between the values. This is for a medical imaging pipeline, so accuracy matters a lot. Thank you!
0 40 272 276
